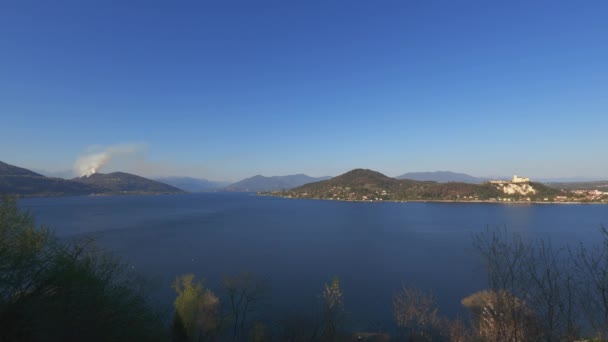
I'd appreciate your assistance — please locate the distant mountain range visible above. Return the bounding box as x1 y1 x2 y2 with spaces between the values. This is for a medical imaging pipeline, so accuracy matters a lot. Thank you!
276 169 562 201
0 160 330 196
397 171 487 184
537 177 606 183
547 181 608 191
3 160 604 198
225 174 331 192
395 171 608 185
0 160 183 197
155 177 229 192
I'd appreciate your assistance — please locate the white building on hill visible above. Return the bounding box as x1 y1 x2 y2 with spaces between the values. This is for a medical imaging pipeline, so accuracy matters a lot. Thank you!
489 175 531 184
512 175 530 183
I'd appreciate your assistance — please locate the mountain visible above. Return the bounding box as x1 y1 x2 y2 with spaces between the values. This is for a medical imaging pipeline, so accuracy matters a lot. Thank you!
73 172 184 195
287 169 488 200
1 161 99 197
278 168 563 202
308 169 401 190
1 161 185 197
397 171 486 184
225 174 331 192
0 161 44 177
155 177 229 192
32 169 75 179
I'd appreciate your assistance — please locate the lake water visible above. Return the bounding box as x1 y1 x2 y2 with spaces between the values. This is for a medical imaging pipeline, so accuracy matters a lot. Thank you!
19 193 608 331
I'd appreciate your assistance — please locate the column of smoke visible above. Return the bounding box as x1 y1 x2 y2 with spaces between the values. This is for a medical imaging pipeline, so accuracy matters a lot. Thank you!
74 144 140 177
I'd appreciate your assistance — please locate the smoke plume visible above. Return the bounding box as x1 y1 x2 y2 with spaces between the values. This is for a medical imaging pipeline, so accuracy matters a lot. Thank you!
74 144 142 177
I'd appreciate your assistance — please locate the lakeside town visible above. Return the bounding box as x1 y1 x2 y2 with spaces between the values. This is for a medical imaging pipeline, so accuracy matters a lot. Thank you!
272 170 608 204
487 175 608 203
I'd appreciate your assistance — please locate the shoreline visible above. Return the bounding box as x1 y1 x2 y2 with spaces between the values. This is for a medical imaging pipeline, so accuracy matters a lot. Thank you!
261 194 606 205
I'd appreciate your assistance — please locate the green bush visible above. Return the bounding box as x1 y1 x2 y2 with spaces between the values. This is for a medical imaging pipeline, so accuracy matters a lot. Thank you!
0 196 165 341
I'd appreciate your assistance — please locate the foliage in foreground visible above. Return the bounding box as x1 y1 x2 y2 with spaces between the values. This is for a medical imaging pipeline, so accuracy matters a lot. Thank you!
0 196 165 341
172 274 221 341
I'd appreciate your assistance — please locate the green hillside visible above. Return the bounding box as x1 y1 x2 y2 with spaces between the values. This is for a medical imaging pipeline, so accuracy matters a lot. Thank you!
274 169 564 202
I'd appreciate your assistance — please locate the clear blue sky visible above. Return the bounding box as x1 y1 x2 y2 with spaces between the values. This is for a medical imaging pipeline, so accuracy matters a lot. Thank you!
1 1 607 181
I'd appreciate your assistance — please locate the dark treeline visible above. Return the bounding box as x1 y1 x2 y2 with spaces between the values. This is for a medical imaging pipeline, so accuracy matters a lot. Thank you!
2 195 608 341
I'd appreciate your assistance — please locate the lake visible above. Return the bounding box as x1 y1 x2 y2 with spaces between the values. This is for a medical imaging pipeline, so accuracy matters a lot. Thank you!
19 193 608 331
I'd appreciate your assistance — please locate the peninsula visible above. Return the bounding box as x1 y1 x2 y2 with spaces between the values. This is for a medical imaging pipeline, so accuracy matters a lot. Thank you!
265 169 608 204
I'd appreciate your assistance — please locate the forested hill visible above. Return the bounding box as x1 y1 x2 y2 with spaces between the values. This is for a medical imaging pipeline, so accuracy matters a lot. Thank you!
0 161 44 177
73 172 185 195
1 160 101 197
272 169 563 202
0 160 184 197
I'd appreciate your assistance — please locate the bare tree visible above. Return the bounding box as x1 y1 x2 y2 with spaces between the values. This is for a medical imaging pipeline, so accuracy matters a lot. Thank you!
443 315 470 342
574 226 608 338
392 285 440 341
525 239 579 341
473 228 537 341
223 272 268 341
472 227 588 341
462 290 538 342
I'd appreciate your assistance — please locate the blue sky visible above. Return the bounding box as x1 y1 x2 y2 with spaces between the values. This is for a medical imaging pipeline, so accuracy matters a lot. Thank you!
1 1 607 181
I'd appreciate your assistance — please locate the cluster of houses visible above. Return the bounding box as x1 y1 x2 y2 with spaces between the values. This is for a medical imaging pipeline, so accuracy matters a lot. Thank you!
342 188 390 201
286 186 393 202
568 189 608 202
281 175 608 203
489 197 532 202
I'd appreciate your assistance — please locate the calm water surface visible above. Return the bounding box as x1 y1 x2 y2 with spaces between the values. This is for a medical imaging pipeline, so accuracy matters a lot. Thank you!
19 193 608 330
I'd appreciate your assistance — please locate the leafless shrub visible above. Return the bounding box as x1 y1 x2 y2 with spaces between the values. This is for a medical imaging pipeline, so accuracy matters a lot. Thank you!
392 285 441 340
223 272 269 341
